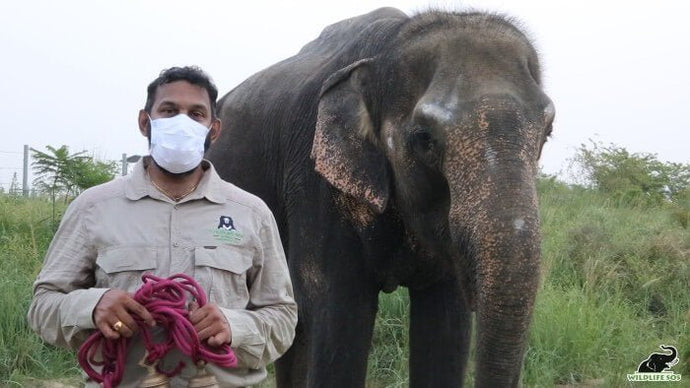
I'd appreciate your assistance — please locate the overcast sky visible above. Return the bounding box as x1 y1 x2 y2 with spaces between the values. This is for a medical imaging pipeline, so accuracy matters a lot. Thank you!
1 0 688 190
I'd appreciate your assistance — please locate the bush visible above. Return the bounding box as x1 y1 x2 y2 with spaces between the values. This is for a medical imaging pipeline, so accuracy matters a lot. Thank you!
671 189 690 229
570 140 690 206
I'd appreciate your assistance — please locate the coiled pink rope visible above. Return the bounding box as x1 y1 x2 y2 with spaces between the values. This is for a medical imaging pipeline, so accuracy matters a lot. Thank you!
77 273 237 387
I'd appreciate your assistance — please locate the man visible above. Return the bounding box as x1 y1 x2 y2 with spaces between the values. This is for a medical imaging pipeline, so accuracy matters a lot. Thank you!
28 66 297 387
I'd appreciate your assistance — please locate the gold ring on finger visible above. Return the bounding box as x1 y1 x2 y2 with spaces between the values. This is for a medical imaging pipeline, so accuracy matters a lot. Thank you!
112 321 124 332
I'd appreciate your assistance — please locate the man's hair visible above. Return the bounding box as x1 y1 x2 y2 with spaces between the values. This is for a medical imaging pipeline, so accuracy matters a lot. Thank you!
144 66 219 118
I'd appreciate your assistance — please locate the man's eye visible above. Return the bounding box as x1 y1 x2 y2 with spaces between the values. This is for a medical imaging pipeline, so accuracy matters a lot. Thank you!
192 111 205 120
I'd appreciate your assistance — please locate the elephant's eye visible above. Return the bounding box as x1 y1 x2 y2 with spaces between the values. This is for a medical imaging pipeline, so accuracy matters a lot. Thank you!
412 129 433 151
411 129 442 166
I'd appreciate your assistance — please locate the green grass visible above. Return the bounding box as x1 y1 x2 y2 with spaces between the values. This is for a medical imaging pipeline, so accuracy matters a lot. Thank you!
2 177 688 386
365 178 688 387
367 290 410 387
0 196 81 386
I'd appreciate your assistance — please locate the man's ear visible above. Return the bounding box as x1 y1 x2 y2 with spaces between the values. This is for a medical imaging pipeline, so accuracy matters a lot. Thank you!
138 110 150 138
209 118 222 143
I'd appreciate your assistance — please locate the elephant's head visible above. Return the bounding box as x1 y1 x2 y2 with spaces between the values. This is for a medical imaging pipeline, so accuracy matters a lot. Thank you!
311 12 553 385
638 345 679 372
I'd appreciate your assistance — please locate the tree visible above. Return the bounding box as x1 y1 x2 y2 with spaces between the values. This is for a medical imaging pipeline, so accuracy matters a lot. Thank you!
31 145 118 225
571 139 690 205
661 162 690 199
72 158 119 192
32 145 86 202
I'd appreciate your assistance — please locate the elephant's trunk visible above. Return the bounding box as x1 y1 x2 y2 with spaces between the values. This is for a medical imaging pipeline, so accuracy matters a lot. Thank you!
473 210 540 386
661 345 677 361
444 98 543 386
451 183 541 386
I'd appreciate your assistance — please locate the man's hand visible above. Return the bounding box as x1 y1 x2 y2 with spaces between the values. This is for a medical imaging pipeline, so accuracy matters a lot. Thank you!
93 289 155 340
188 301 232 347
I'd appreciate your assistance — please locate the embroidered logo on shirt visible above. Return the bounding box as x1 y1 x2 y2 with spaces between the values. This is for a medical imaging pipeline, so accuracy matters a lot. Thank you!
218 216 236 230
212 215 243 244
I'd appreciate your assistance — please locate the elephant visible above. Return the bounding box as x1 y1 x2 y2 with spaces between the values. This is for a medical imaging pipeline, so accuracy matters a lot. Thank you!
637 345 679 373
207 7 554 387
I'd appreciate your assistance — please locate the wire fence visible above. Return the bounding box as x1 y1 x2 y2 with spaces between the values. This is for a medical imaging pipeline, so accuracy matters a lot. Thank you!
0 149 25 193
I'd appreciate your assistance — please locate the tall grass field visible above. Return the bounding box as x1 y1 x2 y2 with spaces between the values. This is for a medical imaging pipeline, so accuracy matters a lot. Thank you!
1 177 688 387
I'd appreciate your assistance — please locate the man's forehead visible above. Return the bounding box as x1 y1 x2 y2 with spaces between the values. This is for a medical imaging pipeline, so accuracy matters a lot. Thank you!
154 80 211 108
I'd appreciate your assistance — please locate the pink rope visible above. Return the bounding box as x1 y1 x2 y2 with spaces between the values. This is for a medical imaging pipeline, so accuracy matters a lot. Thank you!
77 273 237 387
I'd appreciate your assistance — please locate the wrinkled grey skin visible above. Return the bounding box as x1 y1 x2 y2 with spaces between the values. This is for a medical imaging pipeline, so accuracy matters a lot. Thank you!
207 7 554 387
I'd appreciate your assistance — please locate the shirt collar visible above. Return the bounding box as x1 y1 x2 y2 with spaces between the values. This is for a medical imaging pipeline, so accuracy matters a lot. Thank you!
125 156 228 204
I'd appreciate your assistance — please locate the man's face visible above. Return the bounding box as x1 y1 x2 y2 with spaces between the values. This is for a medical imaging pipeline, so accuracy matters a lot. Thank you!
138 80 221 147
151 80 213 124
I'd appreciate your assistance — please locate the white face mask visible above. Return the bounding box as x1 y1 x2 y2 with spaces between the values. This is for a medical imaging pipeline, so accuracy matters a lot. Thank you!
149 114 211 174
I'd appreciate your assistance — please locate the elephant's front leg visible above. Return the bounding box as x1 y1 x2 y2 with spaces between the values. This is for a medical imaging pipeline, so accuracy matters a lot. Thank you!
276 254 380 387
409 275 472 387
309 284 379 387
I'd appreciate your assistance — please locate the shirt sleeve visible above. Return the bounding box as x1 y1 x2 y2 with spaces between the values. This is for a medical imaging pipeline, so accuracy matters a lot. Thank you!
27 197 109 350
220 208 297 370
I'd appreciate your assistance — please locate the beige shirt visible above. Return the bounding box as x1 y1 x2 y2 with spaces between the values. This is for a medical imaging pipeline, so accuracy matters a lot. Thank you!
27 158 297 387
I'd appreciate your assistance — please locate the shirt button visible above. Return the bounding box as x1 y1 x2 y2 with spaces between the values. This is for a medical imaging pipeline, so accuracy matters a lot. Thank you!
173 205 179 210
172 242 179 247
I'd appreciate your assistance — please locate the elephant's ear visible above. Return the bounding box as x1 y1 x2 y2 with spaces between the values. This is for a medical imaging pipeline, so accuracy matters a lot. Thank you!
311 58 390 214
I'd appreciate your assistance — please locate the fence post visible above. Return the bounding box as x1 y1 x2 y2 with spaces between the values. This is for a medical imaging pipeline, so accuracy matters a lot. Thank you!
23 144 29 197
122 153 127 176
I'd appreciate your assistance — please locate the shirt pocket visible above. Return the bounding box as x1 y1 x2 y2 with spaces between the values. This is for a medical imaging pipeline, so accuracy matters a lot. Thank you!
194 245 253 309
95 246 158 292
